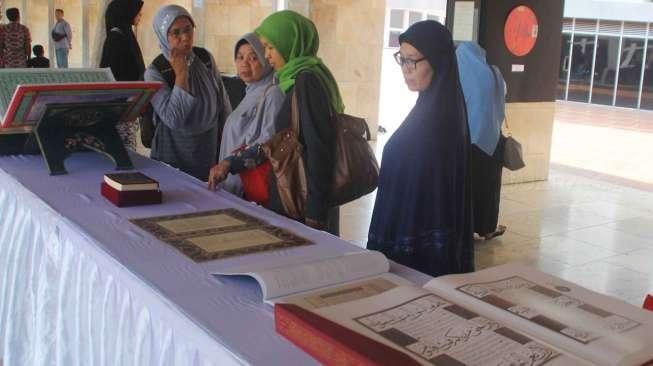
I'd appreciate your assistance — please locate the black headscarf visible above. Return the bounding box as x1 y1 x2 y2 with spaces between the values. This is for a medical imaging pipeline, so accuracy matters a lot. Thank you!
99 0 145 81
105 0 143 32
367 20 474 277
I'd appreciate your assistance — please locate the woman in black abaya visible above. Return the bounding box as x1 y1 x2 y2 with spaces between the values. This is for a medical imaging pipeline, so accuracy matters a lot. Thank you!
99 0 145 150
367 20 474 277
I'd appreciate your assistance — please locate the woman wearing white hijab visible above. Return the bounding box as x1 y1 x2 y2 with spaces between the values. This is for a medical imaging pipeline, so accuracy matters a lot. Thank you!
145 4 231 181
218 33 284 196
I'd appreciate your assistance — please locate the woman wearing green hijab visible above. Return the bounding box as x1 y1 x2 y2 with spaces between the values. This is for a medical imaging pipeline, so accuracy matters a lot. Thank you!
208 10 342 235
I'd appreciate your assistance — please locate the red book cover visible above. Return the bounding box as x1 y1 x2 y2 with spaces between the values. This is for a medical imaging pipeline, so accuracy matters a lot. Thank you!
2 81 162 129
274 303 420 366
101 182 162 207
644 295 653 312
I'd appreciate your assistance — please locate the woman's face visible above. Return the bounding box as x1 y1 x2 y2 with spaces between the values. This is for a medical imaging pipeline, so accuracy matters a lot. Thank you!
235 43 264 83
260 36 286 71
399 42 433 92
132 10 143 26
167 16 194 54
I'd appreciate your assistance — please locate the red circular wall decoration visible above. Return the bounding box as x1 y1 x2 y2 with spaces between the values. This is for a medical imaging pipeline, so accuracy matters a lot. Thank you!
504 5 538 57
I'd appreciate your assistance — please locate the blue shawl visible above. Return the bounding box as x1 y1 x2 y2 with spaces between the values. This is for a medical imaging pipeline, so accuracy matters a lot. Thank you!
456 42 505 156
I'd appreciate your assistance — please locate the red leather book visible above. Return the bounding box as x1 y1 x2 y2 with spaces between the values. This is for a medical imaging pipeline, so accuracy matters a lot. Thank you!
644 295 653 312
275 303 420 366
100 182 162 207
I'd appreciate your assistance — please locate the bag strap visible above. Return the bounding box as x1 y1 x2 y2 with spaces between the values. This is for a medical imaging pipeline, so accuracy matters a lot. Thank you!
290 91 300 134
192 46 213 70
152 54 175 87
489 64 512 137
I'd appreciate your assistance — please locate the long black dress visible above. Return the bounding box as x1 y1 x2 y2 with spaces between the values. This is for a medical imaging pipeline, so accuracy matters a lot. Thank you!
471 138 504 236
367 21 474 277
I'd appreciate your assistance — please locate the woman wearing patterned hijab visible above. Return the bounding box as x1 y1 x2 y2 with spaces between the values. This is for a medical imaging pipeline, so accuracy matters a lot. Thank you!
367 20 474 277
99 0 145 150
218 33 285 196
209 10 342 235
145 4 231 181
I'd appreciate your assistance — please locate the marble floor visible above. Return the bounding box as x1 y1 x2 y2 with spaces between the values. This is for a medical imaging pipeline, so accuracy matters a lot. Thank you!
341 101 653 307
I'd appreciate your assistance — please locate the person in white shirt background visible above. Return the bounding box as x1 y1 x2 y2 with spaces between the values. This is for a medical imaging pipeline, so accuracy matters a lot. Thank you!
52 8 72 68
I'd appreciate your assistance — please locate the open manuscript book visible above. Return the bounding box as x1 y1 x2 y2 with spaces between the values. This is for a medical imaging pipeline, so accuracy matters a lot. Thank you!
216 256 653 366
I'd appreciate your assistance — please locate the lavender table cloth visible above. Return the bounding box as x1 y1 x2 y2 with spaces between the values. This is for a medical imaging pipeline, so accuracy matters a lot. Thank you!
0 152 431 366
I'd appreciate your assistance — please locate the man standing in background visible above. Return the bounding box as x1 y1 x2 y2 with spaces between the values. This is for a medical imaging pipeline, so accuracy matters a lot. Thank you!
52 8 71 68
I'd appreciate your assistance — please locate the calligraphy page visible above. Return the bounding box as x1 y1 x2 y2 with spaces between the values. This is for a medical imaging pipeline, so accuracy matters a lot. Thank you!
424 263 653 366
313 285 579 366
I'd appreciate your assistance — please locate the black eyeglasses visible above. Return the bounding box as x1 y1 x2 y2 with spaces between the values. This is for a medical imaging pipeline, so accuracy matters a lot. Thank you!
393 51 426 71
168 25 194 38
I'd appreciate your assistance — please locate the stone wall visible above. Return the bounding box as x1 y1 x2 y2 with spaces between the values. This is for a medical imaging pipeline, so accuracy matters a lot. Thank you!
502 102 555 183
310 0 385 139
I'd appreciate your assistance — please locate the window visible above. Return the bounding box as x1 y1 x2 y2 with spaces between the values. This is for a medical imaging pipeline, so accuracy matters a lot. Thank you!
592 35 619 105
388 31 401 48
386 9 445 48
408 11 422 27
616 38 646 108
558 18 653 110
568 35 596 103
558 33 572 100
641 39 653 110
389 9 404 29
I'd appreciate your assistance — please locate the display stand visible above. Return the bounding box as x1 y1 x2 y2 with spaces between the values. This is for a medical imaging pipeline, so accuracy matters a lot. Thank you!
33 102 134 175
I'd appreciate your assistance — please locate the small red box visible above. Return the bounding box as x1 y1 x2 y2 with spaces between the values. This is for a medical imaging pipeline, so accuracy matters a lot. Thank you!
101 182 162 207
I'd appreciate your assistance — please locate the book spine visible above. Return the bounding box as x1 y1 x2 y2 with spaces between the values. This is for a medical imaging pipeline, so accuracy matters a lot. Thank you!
275 304 377 366
275 304 420 366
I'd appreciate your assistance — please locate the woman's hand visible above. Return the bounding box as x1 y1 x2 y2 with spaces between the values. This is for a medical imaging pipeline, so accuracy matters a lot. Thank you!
170 47 190 91
207 160 231 190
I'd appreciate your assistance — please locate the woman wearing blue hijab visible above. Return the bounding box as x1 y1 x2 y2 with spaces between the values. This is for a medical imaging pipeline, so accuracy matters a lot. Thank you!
367 21 474 277
456 42 507 240
145 5 231 181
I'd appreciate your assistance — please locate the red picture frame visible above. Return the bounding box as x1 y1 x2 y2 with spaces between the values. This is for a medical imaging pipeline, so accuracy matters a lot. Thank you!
1 81 162 129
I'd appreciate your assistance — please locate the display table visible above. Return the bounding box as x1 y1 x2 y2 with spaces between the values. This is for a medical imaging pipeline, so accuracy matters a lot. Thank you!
0 152 431 365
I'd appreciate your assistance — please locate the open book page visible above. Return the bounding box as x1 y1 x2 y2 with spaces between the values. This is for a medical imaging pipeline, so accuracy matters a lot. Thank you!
277 273 414 309
424 263 653 366
309 285 580 366
214 251 392 302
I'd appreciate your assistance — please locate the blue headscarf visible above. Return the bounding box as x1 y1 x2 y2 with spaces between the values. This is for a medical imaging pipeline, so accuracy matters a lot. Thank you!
456 42 505 156
152 4 195 59
367 21 474 277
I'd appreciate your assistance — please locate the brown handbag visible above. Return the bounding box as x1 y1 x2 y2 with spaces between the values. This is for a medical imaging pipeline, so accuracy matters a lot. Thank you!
261 92 307 220
329 113 379 206
262 91 380 219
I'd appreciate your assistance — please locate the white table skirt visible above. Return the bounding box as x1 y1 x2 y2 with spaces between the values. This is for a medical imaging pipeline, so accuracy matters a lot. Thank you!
0 152 431 366
0 165 241 366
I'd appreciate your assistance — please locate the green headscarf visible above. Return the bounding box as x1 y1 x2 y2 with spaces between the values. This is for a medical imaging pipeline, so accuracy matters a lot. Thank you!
255 10 345 113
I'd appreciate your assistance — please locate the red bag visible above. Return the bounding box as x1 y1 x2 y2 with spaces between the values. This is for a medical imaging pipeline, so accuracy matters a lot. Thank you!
231 144 271 206
240 160 271 206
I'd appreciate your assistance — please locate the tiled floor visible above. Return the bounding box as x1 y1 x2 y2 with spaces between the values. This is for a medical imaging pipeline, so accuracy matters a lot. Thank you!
341 101 653 307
